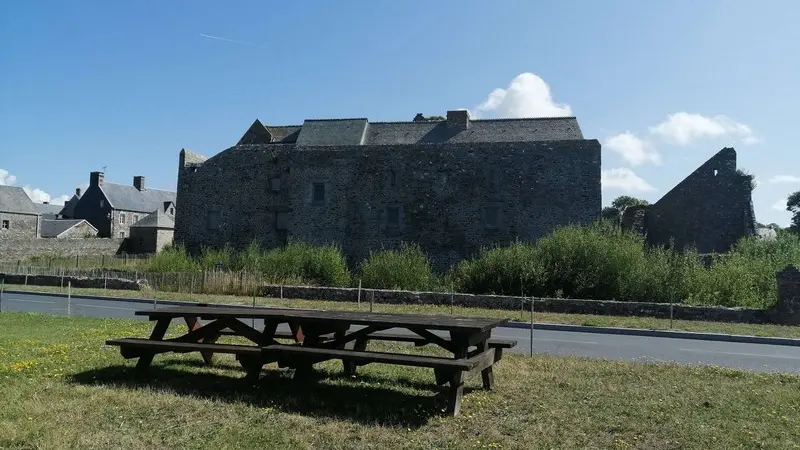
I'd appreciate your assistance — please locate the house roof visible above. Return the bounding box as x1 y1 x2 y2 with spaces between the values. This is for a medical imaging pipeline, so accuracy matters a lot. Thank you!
131 208 175 229
100 183 176 213
0 185 38 215
242 115 585 147
58 194 81 217
34 203 63 218
40 219 96 238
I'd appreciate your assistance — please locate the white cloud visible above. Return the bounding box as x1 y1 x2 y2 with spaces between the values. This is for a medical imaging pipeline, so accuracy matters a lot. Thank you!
772 198 788 211
472 72 573 118
768 175 800 184
649 112 759 146
604 132 661 166
1 168 71 205
601 168 656 192
0 168 17 186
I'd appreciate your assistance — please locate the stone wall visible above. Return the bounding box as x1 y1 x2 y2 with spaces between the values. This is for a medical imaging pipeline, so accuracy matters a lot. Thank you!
0 273 140 290
111 210 149 239
0 212 38 239
775 266 800 324
0 237 125 262
58 221 98 238
632 148 756 253
174 140 602 270
129 228 174 254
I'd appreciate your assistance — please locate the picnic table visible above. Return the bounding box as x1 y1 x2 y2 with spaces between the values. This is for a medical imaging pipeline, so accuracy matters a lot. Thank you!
105 305 515 416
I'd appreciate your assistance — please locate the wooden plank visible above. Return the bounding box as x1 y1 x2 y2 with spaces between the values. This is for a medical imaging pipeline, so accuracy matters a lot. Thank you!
343 331 518 349
135 306 509 333
262 344 476 370
106 338 262 355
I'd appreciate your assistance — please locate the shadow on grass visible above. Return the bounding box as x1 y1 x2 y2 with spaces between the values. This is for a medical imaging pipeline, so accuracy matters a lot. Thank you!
68 359 473 428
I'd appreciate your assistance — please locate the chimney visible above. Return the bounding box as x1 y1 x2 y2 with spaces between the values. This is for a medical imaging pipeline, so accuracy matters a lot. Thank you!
43 201 49 205
133 176 145 191
446 110 470 130
75 187 82 197
89 171 104 187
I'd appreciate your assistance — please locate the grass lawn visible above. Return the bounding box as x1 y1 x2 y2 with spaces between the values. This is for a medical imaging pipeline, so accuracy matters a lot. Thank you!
1 312 799 449
7 284 800 339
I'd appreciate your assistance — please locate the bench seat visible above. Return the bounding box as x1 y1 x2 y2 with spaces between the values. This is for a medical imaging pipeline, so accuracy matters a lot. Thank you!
105 338 262 357
263 343 479 370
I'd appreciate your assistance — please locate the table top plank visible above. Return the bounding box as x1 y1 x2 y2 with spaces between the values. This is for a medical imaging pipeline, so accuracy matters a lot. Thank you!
136 306 509 333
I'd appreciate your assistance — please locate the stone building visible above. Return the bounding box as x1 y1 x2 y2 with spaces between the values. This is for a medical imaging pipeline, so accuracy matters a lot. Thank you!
621 147 757 253
128 208 175 254
39 219 98 238
72 171 176 238
0 185 40 238
58 188 83 219
34 202 64 220
174 110 602 269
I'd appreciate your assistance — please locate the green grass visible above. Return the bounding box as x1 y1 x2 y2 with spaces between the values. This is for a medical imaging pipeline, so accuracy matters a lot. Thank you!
8 284 800 339
1 312 799 449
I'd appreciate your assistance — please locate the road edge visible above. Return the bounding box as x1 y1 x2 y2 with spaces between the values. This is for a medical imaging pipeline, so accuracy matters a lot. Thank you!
5 288 800 347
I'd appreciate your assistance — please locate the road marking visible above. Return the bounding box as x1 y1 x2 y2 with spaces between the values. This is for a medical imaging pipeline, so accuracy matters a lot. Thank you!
679 348 800 360
4 298 57 304
529 338 601 345
76 303 137 312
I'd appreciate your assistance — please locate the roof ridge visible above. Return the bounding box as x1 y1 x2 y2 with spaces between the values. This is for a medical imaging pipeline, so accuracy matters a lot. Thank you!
101 181 176 193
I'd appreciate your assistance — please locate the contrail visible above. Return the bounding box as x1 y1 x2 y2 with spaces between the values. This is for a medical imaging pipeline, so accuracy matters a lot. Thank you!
199 33 261 47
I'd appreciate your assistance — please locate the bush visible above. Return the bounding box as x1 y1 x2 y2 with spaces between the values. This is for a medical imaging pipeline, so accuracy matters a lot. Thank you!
259 241 351 287
451 240 539 296
144 244 199 273
359 243 434 291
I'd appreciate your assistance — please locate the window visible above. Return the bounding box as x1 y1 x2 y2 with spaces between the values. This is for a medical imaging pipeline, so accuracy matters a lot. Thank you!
119 231 125 238
1 220 8 230
119 213 126 224
484 206 499 228
312 182 325 204
270 176 281 193
169 207 174 215
275 211 289 231
207 210 222 230
389 170 397 187
387 206 400 228
100 200 104 208
133 214 139 223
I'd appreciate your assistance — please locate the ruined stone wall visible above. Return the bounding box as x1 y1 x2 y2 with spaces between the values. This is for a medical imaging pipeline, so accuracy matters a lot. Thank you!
641 148 756 253
0 212 38 239
0 238 125 262
58 221 98 238
174 140 602 270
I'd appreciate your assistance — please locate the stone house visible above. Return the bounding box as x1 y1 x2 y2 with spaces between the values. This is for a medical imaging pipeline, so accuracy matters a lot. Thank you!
128 208 175 254
72 172 177 238
58 188 83 219
39 219 98 238
34 202 64 220
174 109 602 270
621 148 757 253
0 185 40 238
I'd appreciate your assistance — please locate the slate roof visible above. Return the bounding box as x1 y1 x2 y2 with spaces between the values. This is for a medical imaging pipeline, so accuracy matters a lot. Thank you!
100 183 176 213
59 194 81 218
130 208 175 229
34 203 63 219
249 116 584 148
40 219 96 238
0 185 38 215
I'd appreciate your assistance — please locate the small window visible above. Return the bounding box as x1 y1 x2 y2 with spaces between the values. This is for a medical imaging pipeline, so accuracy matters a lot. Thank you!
387 206 400 228
207 210 222 230
119 231 125 238
169 207 174 215
139 237 144 246
270 176 281 193
1 220 8 230
275 211 289 231
312 182 325 204
133 214 139 223
484 206 499 228
119 213 126 224
100 199 105 208
389 170 397 187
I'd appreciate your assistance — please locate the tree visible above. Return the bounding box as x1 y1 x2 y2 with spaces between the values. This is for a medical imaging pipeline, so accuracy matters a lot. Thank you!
611 196 650 213
601 206 620 221
788 191 800 230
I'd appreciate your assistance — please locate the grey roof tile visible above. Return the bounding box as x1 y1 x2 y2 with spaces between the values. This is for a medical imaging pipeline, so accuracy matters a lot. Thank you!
40 219 95 238
34 203 63 217
295 119 369 146
58 194 81 218
0 185 38 215
100 182 176 213
131 208 175 229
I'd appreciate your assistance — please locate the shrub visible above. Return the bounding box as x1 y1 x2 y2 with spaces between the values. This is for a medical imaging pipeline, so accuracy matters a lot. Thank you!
359 243 434 291
144 244 199 273
259 241 351 287
451 240 539 296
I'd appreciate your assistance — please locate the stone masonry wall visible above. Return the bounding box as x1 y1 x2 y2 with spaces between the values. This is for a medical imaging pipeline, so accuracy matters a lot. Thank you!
174 140 602 270
58 221 98 238
0 237 125 262
0 212 39 239
111 210 149 239
774 266 800 324
639 148 756 253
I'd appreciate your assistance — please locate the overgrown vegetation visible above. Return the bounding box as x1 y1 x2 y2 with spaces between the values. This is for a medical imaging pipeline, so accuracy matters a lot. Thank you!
14 222 800 308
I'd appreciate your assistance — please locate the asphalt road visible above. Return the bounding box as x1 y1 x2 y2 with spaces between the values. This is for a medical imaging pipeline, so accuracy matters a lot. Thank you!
2 291 799 374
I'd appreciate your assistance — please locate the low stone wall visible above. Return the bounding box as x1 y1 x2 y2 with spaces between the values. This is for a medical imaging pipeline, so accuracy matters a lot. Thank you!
0 237 125 262
257 285 775 324
0 273 140 290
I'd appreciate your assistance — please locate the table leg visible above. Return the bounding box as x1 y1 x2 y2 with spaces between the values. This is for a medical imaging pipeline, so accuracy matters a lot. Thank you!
135 318 171 371
446 331 470 417
184 316 217 365
476 340 494 390
342 334 367 376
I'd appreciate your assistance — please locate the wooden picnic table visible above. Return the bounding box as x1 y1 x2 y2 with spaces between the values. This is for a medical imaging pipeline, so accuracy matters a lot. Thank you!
106 305 514 416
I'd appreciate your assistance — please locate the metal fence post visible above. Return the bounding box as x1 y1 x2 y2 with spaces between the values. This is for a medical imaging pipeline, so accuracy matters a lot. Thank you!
530 297 534 357
370 290 374 313
0 277 4 312
357 279 362 307
67 281 71 316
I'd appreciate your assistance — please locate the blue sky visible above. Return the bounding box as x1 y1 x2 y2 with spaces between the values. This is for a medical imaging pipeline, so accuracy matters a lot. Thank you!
1 0 799 225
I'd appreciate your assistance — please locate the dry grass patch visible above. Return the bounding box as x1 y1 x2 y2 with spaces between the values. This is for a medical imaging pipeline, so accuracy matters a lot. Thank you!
1 312 799 449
